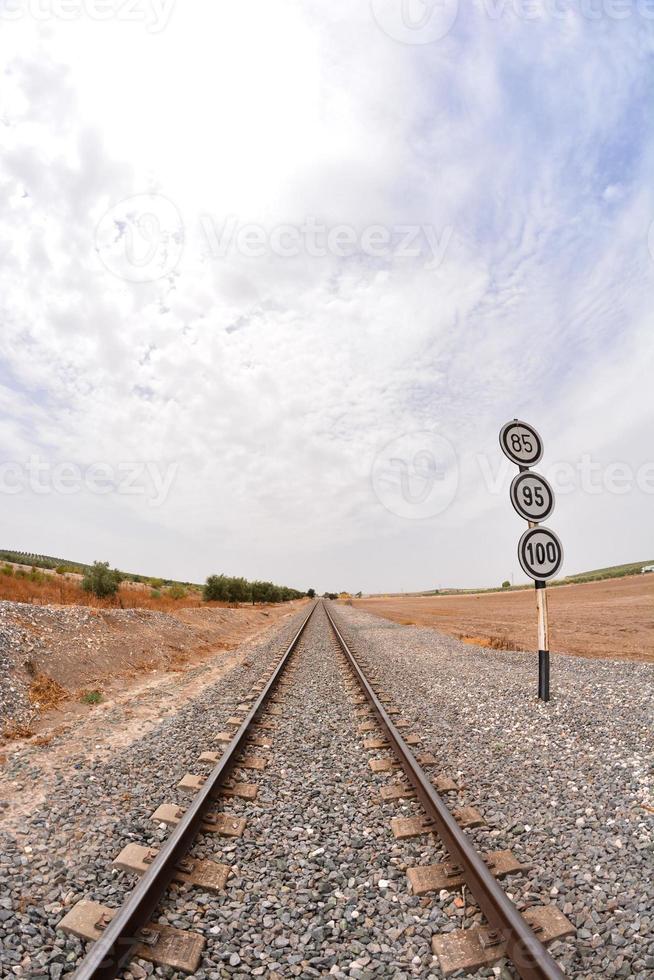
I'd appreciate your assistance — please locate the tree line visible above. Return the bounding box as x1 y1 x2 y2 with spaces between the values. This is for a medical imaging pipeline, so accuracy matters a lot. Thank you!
81 563 307 603
1 550 311 604
204 574 304 603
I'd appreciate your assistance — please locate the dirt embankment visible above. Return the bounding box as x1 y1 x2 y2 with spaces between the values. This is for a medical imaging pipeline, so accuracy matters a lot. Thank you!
0 599 307 734
349 575 654 662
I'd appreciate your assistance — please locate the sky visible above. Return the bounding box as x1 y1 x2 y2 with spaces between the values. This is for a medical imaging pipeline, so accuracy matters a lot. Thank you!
0 0 653 593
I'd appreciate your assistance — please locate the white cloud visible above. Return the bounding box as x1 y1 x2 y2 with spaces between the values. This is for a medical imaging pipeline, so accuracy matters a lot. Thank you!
0 0 652 590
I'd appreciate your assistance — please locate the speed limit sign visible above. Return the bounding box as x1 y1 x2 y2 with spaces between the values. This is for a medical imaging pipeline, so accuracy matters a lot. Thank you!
500 418 563 701
510 471 555 523
499 419 543 467
518 526 563 581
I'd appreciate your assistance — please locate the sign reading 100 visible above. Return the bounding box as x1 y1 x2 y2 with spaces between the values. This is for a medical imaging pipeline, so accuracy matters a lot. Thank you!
518 526 564 581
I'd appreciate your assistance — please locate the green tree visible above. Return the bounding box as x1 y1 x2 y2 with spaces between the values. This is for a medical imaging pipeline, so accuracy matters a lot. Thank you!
251 580 268 603
204 573 300 605
502 580 511 589
227 576 252 603
307 588 316 598
204 574 230 601
82 561 123 598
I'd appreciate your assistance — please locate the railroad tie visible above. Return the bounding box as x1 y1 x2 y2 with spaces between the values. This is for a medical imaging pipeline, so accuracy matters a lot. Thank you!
112 843 231 892
407 849 532 895
432 907 575 976
391 806 485 839
58 901 205 972
151 803 246 837
189 753 268 773
378 774 461 802
357 721 378 733
363 734 420 750
246 735 273 749
369 757 400 773
218 778 259 800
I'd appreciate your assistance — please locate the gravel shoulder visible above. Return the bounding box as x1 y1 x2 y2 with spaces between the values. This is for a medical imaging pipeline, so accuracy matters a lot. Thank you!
334 603 654 978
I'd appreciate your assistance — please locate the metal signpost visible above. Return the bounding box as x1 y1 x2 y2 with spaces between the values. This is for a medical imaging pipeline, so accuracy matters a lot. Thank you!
499 420 564 702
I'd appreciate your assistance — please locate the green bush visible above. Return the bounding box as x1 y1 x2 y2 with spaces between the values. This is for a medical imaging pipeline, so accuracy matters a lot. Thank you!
150 588 162 599
502 580 511 589
1 564 13 576
168 583 188 600
80 690 102 705
82 561 123 598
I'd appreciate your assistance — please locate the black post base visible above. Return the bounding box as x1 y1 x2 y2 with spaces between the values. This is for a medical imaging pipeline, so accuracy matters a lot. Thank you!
538 649 550 702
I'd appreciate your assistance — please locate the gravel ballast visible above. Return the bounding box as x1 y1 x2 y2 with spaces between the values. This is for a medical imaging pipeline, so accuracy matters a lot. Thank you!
333 603 654 979
0 602 651 979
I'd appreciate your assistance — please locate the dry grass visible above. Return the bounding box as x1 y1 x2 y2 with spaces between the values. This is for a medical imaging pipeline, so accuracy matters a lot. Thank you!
459 634 521 651
32 733 55 747
3 721 35 740
28 673 69 710
0 572 209 612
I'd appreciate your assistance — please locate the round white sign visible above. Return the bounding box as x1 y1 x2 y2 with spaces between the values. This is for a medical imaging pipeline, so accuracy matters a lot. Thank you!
499 420 543 467
510 471 555 523
518 526 564 581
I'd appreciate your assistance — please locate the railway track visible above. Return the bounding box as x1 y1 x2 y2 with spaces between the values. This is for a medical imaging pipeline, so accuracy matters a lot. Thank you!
57 601 575 978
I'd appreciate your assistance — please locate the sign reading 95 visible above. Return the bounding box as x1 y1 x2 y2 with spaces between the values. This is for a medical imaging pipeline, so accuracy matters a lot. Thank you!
499 420 543 467
510 471 555 523
518 527 563 581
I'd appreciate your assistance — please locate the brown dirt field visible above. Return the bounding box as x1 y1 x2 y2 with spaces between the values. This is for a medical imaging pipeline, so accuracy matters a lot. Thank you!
350 575 654 662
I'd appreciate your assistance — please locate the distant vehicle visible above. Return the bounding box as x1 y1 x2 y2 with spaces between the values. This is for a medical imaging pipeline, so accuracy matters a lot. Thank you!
642 565 654 574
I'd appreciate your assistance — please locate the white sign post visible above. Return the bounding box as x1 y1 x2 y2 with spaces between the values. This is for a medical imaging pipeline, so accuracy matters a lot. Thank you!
500 420 563 702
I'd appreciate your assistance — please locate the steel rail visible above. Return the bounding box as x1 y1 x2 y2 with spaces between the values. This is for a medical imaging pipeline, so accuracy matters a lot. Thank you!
74 601 318 980
323 602 566 980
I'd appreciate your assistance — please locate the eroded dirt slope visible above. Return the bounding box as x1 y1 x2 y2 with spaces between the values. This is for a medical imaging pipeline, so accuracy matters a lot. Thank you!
0 599 306 730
